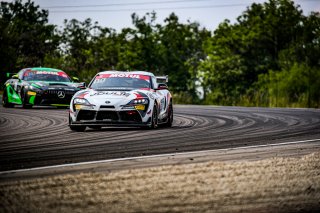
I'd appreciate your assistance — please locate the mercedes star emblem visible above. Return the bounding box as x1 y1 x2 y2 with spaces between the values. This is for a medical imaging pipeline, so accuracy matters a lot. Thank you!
57 91 65 99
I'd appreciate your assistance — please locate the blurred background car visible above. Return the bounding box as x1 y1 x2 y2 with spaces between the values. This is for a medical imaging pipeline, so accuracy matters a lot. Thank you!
2 67 85 108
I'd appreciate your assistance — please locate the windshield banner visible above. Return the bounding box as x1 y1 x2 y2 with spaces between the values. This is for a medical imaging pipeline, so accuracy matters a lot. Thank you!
24 70 68 78
95 73 150 81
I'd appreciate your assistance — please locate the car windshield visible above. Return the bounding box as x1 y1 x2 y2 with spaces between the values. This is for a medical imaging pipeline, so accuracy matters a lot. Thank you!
90 73 151 90
23 70 71 82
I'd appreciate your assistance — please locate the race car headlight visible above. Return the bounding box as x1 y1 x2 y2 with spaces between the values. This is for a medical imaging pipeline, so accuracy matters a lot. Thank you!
73 98 90 105
28 83 43 91
129 98 149 105
73 98 93 111
126 98 149 111
29 85 37 90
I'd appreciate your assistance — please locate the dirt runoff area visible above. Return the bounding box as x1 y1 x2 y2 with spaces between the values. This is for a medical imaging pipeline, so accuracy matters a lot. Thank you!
1 152 320 213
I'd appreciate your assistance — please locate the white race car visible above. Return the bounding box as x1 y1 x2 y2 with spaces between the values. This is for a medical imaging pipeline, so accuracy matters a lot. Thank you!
69 71 173 131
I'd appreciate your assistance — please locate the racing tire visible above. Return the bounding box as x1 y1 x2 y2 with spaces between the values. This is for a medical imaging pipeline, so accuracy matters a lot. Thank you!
88 126 102 130
2 90 14 108
70 125 86 132
150 104 158 129
69 115 86 132
56 106 68 109
165 103 173 127
21 88 32 109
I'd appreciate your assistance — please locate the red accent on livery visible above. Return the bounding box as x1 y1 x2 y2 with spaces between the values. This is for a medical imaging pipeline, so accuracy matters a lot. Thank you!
77 92 88 99
134 92 144 99
133 91 148 99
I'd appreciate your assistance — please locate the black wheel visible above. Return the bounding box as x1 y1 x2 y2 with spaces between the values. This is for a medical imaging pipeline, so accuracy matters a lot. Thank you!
2 90 14 108
69 115 86 132
56 106 68 109
150 104 158 129
70 125 86 132
21 88 32 109
88 126 102 130
165 103 173 127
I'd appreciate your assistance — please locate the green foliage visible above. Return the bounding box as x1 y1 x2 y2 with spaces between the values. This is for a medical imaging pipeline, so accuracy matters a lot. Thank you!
254 64 320 108
0 0 59 84
1 0 319 107
171 91 195 104
197 0 320 107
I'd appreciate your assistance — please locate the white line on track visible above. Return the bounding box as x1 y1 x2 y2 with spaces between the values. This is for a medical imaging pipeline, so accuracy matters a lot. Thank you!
1 138 320 175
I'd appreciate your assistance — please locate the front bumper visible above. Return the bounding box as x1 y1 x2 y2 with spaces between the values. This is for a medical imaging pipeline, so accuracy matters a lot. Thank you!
70 109 151 127
28 89 77 106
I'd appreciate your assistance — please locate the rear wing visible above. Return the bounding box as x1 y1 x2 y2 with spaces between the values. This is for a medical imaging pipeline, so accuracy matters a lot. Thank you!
156 75 168 83
6 73 17 78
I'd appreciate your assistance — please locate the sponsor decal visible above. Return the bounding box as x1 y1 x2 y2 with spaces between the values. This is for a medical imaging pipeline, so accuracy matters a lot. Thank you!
95 73 150 81
90 91 130 97
135 105 145 110
24 70 68 78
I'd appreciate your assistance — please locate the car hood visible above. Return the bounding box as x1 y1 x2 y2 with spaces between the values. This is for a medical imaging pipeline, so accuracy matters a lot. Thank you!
29 81 79 90
74 88 151 106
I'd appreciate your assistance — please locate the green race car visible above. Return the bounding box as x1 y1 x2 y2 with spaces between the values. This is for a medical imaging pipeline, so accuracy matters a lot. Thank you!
2 67 85 108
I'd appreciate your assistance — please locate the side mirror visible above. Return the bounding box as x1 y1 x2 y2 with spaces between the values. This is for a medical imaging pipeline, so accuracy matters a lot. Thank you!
157 83 168 90
72 77 80 82
12 74 19 79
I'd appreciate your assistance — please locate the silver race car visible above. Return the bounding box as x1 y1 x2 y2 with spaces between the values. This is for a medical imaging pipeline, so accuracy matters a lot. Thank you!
69 71 173 131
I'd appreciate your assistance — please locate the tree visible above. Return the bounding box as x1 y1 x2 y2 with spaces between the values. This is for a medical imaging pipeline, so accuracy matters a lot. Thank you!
0 0 59 84
159 13 210 95
60 18 101 80
197 0 310 106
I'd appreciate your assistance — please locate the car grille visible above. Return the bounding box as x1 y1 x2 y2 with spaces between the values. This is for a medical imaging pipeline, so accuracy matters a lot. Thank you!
77 110 96 121
76 110 142 123
35 89 77 105
96 111 119 120
100 105 115 109
119 111 142 122
47 90 76 95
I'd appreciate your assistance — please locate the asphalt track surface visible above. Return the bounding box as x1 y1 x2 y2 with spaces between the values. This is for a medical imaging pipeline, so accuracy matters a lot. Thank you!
0 105 320 171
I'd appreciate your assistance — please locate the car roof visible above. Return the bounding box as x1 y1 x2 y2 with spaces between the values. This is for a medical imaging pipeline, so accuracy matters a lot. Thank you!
98 70 155 77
